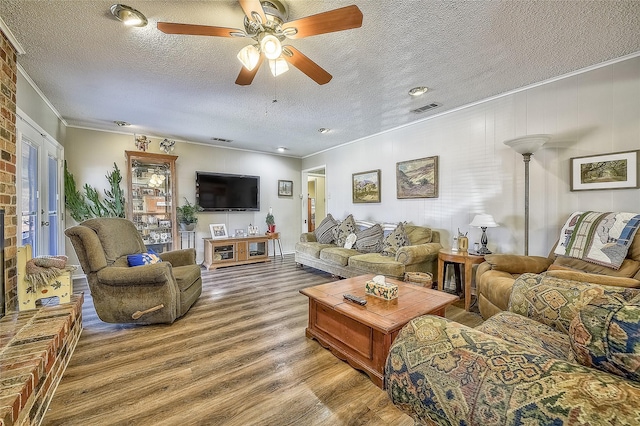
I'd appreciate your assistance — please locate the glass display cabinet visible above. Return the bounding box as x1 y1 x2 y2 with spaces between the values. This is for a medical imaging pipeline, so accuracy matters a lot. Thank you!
125 151 178 252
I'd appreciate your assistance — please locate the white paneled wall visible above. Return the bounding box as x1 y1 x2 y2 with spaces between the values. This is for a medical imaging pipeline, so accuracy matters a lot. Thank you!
303 56 640 256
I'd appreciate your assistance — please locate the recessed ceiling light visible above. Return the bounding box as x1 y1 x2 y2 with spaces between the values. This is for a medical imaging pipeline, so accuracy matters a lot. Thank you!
408 86 428 97
114 120 130 126
277 147 288 152
318 128 330 134
110 4 148 27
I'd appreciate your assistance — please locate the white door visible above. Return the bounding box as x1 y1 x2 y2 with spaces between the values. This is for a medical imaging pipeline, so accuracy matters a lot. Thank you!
17 112 64 256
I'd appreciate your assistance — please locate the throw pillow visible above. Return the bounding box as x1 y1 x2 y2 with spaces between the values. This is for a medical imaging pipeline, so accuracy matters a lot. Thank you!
404 225 432 245
355 223 384 253
127 249 162 267
333 214 356 247
569 293 640 381
381 222 409 257
314 214 338 244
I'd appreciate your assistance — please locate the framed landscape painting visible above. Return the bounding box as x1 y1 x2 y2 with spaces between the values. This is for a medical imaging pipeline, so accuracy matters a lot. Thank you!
352 170 381 203
396 156 439 198
570 150 639 191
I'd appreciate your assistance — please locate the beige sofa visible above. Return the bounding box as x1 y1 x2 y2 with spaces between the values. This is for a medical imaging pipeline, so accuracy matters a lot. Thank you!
295 223 441 280
477 212 640 319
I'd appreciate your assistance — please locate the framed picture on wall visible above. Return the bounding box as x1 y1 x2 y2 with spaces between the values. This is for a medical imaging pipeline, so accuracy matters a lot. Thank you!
352 169 381 203
396 156 439 199
209 223 228 239
570 150 639 191
278 180 293 197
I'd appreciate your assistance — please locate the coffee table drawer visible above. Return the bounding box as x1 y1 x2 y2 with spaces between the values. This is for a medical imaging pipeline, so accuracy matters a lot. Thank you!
315 303 373 359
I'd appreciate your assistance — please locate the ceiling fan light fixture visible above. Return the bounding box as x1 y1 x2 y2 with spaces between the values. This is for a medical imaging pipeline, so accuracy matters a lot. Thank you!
261 34 283 60
237 45 261 71
269 58 289 77
110 4 148 27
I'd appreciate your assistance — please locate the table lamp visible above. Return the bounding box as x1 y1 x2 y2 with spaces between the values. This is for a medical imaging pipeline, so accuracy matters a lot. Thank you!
469 214 499 255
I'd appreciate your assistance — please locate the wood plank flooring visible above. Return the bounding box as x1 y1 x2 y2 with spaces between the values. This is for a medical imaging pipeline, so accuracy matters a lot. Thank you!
43 256 482 425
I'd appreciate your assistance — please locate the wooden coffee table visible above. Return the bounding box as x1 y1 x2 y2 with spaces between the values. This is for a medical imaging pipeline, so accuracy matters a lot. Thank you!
300 274 459 388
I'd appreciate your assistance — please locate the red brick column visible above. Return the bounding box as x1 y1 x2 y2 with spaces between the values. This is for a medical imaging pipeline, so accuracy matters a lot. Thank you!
0 30 18 313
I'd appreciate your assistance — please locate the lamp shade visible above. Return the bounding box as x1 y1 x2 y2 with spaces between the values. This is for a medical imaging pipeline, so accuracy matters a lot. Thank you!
260 34 282 60
470 214 498 228
503 134 551 155
237 45 260 71
269 58 289 76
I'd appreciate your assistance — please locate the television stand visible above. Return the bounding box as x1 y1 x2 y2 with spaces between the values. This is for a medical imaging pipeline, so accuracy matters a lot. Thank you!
203 235 270 270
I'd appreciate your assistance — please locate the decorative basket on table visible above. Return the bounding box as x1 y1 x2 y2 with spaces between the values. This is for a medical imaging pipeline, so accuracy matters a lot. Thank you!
404 272 433 288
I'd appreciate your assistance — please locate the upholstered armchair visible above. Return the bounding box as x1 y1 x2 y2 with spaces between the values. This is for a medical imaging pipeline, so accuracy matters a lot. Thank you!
476 212 640 319
65 217 202 324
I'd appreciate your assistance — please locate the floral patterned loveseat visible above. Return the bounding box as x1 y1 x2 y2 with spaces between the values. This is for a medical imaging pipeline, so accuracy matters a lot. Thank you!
385 273 640 425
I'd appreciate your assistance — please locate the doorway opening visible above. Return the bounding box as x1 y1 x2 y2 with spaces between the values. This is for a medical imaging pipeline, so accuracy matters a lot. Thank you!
301 166 326 233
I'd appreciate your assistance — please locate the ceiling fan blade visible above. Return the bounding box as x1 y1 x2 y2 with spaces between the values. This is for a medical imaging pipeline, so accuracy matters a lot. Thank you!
235 54 265 86
157 22 244 37
239 0 267 24
281 5 363 39
282 46 332 85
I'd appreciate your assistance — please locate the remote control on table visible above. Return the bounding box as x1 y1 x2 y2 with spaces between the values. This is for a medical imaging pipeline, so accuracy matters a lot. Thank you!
343 294 367 306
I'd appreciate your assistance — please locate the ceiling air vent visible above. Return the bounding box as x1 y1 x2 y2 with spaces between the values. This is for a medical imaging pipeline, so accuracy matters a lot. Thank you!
211 137 233 143
411 102 441 114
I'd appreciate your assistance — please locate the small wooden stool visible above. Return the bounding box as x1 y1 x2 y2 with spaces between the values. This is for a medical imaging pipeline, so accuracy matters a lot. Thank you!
17 245 72 311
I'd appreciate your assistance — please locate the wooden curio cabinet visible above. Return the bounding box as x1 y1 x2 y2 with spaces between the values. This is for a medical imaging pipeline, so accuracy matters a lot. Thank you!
125 151 178 252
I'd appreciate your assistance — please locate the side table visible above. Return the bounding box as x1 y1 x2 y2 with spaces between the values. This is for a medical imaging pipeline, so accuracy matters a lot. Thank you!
266 232 283 259
437 248 485 311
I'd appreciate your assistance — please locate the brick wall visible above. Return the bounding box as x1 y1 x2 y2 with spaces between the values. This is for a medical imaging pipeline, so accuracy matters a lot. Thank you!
1 30 18 313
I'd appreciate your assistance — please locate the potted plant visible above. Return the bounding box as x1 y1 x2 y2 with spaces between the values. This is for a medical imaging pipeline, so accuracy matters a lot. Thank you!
266 209 276 233
176 198 203 231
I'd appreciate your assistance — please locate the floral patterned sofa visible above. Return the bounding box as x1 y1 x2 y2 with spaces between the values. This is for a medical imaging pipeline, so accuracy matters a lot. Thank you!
385 273 640 425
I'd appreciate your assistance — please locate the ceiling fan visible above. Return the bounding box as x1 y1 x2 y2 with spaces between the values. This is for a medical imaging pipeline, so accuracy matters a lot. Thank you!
157 0 363 86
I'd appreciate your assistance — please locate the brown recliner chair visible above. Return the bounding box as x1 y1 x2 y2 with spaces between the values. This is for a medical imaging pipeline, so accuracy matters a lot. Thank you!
65 217 202 324
476 214 640 320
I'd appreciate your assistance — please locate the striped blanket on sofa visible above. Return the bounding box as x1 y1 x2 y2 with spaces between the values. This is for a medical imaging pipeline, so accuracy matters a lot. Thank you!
554 211 640 270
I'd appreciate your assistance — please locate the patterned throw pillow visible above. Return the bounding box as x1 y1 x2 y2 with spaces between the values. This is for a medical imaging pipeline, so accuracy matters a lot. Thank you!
355 223 384 253
569 293 640 381
314 214 338 244
127 249 162 267
333 214 357 247
381 223 409 257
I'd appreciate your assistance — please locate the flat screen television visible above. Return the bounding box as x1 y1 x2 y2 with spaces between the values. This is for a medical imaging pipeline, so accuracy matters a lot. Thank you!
196 172 260 212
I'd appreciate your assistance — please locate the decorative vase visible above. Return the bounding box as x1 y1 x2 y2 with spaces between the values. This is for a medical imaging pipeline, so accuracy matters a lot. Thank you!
268 224 276 233
180 223 196 231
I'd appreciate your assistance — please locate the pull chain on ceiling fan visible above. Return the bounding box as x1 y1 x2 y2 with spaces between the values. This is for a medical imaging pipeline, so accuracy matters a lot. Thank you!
157 0 363 86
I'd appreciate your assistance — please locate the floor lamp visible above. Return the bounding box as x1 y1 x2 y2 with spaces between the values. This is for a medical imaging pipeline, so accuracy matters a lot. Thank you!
504 134 550 256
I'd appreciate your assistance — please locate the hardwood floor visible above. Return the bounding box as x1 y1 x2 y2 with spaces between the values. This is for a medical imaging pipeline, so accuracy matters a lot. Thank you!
43 256 482 425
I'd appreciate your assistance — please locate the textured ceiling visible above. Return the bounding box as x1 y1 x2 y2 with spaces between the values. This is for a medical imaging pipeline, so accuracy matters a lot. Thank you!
2 1 640 157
